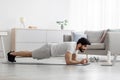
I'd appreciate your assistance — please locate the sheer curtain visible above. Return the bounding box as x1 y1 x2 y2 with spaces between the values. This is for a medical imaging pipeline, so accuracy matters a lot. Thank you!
68 0 120 31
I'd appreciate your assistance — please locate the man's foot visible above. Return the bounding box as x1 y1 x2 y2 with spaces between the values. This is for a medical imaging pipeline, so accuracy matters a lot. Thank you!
7 51 16 62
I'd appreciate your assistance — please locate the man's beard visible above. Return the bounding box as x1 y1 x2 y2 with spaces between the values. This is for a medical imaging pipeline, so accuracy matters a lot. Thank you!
79 48 85 52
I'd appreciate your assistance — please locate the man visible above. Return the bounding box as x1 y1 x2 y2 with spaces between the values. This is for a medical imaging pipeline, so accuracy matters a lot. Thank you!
7 38 91 65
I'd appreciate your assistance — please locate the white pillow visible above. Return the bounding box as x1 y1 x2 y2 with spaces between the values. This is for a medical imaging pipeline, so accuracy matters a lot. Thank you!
72 32 87 42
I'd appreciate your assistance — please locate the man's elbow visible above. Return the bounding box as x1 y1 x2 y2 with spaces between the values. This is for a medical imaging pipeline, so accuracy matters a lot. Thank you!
66 61 73 65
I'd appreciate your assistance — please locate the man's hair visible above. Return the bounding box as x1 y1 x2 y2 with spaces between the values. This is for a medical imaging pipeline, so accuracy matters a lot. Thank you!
77 37 91 45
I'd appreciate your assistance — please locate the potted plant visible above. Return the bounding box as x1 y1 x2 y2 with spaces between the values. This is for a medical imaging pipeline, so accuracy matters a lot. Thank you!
56 20 68 30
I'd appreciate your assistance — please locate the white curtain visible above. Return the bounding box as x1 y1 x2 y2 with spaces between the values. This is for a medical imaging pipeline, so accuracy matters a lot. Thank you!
68 0 120 31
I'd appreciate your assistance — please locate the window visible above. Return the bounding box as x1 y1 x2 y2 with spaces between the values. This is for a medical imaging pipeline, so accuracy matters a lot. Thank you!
69 0 120 31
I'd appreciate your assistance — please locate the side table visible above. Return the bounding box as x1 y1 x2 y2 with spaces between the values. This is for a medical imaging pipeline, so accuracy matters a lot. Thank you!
0 32 8 60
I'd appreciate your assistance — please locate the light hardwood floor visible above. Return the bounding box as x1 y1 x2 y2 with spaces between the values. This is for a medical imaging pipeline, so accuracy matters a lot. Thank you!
0 56 120 80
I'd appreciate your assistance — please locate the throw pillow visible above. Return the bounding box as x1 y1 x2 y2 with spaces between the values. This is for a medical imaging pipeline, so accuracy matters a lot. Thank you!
100 29 109 43
72 31 87 42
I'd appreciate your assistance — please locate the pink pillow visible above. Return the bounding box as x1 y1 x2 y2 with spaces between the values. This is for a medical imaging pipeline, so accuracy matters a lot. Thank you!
100 29 108 43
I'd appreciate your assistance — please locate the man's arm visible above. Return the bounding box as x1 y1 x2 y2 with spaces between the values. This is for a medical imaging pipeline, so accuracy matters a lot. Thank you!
65 52 88 65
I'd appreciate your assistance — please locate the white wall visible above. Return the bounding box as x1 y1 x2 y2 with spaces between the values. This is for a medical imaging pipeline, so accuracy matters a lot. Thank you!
0 0 70 54
69 0 120 31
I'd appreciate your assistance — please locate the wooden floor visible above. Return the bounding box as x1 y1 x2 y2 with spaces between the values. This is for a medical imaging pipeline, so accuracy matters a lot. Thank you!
0 56 120 80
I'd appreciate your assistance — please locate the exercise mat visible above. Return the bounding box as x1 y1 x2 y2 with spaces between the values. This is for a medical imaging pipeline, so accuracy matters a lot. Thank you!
2 61 90 66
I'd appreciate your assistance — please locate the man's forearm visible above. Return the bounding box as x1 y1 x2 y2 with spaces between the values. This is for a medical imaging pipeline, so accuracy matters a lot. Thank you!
66 59 88 65
66 60 81 65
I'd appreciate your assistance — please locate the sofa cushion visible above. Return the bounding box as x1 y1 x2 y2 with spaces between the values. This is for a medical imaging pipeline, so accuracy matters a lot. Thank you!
85 30 104 43
87 43 105 50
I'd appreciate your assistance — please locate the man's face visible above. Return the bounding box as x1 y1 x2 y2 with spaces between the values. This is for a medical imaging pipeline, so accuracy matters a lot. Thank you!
79 45 87 52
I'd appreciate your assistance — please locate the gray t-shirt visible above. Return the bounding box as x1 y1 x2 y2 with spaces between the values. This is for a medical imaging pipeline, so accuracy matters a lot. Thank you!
50 42 77 57
32 42 78 59
66 42 77 54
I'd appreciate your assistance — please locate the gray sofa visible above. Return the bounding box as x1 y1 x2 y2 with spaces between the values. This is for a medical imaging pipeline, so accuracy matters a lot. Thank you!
64 29 120 64
64 30 108 55
84 30 108 55
64 30 120 56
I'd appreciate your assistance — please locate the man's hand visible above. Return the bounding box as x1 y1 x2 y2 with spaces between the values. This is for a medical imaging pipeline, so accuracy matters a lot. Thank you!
80 58 88 64
65 52 88 65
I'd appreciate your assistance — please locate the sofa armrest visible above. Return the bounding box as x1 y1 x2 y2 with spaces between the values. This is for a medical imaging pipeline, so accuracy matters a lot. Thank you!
63 35 72 42
107 32 120 54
